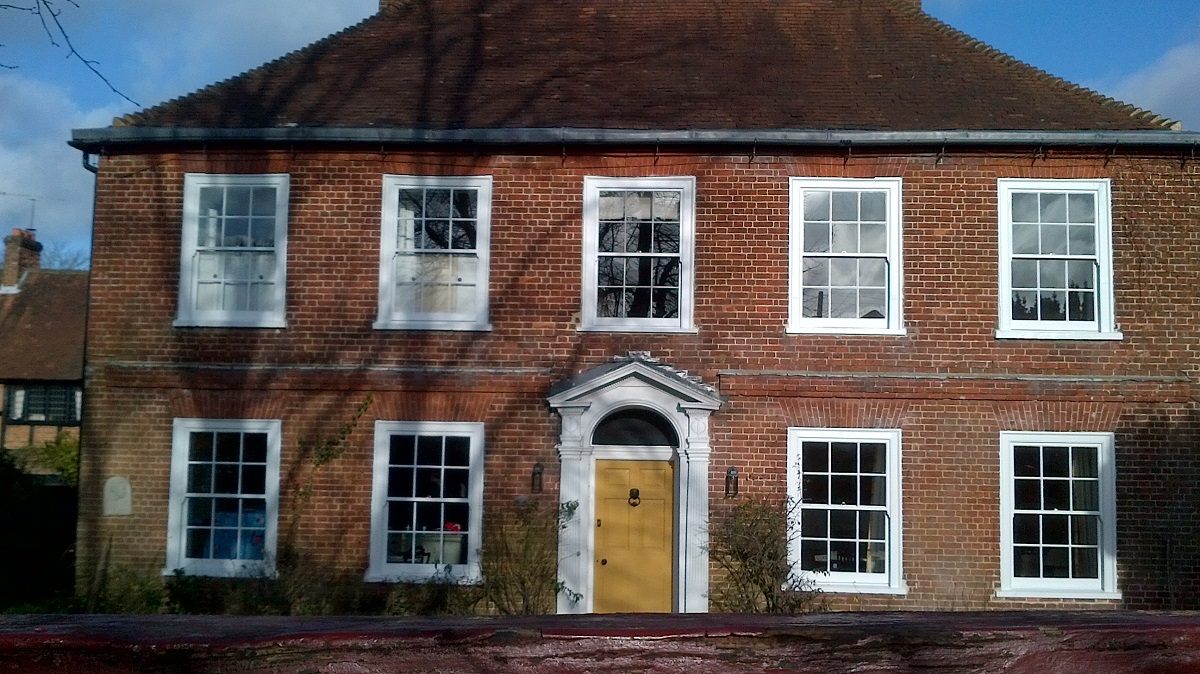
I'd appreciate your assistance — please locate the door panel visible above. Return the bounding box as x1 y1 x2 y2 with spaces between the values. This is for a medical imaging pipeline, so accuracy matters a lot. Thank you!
594 460 674 613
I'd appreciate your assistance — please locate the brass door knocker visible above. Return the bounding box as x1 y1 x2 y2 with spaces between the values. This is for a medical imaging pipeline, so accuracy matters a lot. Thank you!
628 488 641 507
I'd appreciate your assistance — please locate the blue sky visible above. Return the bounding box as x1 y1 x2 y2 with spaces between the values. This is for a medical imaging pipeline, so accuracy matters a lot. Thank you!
1 1 1198 261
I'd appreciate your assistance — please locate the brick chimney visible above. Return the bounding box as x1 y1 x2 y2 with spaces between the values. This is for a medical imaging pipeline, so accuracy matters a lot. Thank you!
2 229 42 287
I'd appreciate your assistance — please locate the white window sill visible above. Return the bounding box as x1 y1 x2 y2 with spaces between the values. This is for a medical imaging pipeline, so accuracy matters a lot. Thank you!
174 317 287 329
996 588 1121 600
995 329 1123 341
578 324 698 334
786 325 907 337
813 580 908 596
365 564 481 584
163 561 275 579
373 320 493 332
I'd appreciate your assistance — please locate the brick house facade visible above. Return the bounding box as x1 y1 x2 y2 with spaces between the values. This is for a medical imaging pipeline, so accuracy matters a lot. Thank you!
71 0 1200 611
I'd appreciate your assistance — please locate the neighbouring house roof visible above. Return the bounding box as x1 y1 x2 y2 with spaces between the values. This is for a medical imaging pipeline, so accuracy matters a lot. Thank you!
97 0 1180 138
0 270 88 382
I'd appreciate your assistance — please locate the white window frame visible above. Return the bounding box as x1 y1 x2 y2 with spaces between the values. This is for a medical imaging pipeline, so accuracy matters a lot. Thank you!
366 421 486 582
176 174 289 328
786 427 905 594
165 418 282 578
997 178 1120 340
580 176 696 332
998 431 1119 599
787 177 904 335
375 175 493 331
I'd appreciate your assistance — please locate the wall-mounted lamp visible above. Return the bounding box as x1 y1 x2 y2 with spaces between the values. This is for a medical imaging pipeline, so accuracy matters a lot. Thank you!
531 462 544 494
725 467 739 497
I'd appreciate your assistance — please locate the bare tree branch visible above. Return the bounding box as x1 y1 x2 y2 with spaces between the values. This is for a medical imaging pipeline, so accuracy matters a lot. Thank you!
0 0 139 106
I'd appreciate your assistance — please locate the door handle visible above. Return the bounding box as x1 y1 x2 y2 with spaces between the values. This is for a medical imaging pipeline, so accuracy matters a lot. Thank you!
600 559 607 565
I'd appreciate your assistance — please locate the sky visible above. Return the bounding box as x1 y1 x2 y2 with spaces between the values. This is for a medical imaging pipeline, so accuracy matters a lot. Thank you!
1 0 1198 264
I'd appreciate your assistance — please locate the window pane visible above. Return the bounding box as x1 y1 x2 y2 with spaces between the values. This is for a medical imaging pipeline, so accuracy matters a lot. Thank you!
802 258 829 286
802 475 828 504
860 443 886 473
1040 224 1068 254
1039 291 1065 321
1042 446 1069 477
803 289 827 318
241 465 266 495
421 220 450 249
1043 480 1070 510
1042 514 1069 544
859 289 886 320
830 476 857 505
250 186 276 217
829 510 856 538
1071 447 1098 478
250 218 275 247
859 511 886 541
1014 514 1039 544
450 222 477 250
1066 260 1094 290
831 192 858 221
388 467 414 498
801 509 827 537
830 443 857 472
1012 224 1039 255
451 189 477 219
802 442 828 472
830 258 857 286
1014 547 1040 577
390 435 416 465
1073 481 1099 511
859 223 887 253
190 432 215 461
1072 548 1099 579
860 258 886 287
598 192 623 220
1068 225 1096 255
187 465 213 494
1011 260 1038 289
653 192 681 221
803 191 830 221
831 223 858 253
653 222 680 253
860 476 886 506
243 433 268 463
804 222 830 253
625 191 652 220
1071 515 1098 545
1039 193 1067 223
860 192 886 221
187 529 212 559
800 540 827 572
1068 291 1094 322
425 190 451 218
1067 193 1095 223
1015 479 1041 510
1011 291 1038 320
829 288 858 319
214 465 239 494
829 541 856 572
187 498 213 526
1042 547 1070 578
1039 260 1066 290
1011 193 1039 223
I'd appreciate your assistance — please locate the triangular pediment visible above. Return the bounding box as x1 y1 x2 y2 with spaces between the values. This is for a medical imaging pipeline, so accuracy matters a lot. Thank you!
548 353 722 411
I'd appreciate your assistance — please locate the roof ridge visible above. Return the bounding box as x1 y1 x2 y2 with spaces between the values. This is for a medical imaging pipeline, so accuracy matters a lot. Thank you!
912 4 1180 131
115 12 386 128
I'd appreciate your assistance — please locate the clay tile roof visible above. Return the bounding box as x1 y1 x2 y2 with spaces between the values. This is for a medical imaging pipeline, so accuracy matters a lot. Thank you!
119 0 1173 132
0 270 88 381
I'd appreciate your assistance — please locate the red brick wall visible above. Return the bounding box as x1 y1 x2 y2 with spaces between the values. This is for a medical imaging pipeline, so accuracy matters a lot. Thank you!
79 146 1200 609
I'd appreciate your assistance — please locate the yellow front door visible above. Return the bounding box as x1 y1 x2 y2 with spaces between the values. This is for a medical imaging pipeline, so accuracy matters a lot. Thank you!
593 459 674 613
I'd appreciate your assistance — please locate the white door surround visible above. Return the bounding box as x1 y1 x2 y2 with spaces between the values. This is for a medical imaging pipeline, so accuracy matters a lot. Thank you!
547 353 723 614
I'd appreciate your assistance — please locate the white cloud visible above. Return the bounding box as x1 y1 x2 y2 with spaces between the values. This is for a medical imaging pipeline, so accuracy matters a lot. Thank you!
0 75 118 253
1112 41 1200 131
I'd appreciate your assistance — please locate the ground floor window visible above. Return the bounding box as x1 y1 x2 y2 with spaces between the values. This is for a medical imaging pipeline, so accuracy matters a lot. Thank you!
366 421 485 582
786 427 904 594
999 431 1119 598
165 418 281 577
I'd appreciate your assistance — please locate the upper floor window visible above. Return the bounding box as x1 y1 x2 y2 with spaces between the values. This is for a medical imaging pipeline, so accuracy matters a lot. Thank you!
788 178 904 335
176 174 289 328
366 421 485 582
787 427 905 594
165 418 281 578
997 179 1120 340
581 176 695 332
998 431 1118 599
376 175 493 331
6 383 82 425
